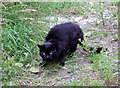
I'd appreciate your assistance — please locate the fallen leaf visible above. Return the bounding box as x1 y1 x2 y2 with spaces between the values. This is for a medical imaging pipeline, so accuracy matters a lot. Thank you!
29 67 39 73
15 63 23 68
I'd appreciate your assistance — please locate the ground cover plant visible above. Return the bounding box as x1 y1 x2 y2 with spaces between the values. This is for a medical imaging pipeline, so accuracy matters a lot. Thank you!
1 2 119 86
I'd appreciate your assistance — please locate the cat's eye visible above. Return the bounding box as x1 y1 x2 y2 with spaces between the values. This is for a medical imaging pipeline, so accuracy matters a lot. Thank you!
50 52 52 55
43 52 46 55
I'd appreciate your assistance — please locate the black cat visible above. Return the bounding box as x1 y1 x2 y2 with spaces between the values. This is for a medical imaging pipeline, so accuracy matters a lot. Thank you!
38 22 108 66
38 22 84 66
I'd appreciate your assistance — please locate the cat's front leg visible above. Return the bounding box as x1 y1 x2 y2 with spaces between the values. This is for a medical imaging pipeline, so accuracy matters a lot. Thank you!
57 43 66 66
59 58 65 66
58 51 65 66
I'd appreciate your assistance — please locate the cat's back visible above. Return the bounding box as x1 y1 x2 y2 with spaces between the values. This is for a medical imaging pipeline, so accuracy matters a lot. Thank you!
46 22 83 41
49 22 81 34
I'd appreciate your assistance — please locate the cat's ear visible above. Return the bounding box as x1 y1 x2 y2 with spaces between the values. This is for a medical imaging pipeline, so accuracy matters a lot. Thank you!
37 44 42 49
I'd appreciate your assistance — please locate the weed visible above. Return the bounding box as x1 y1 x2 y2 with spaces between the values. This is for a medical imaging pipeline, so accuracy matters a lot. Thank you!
89 53 118 85
88 54 100 63
68 66 79 73
90 81 104 86
103 32 109 37
111 10 117 17
112 34 119 41
68 77 87 86
1 56 23 84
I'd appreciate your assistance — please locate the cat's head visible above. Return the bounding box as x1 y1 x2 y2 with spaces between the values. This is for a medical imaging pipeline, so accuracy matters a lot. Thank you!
38 42 57 61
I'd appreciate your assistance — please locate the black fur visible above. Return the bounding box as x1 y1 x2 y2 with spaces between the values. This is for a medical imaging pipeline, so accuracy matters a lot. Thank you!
38 22 107 66
38 22 84 66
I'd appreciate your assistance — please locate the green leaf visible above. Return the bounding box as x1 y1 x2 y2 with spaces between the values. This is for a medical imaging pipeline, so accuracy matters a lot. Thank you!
29 67 39 73
26 63 31 68
15 63 23 68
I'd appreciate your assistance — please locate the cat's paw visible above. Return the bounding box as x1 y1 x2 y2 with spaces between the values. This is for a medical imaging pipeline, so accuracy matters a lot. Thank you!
60 61 65 66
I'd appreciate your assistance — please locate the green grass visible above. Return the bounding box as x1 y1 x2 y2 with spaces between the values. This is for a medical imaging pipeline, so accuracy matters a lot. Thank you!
1 2 118 86
88 53 118 85
68 66 80 73
67 77 104 86
89 81 104 86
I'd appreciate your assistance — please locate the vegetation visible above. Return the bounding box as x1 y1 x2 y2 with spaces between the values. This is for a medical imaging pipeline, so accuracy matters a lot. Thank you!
1 2 118 86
